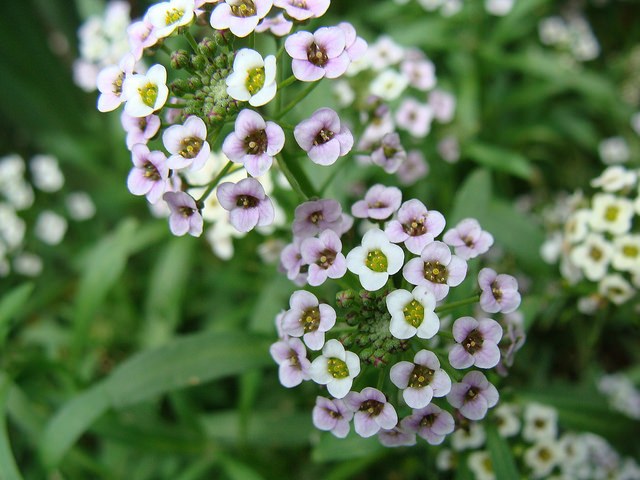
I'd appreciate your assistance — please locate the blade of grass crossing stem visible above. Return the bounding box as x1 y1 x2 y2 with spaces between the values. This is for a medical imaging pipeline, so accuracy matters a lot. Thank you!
0 374 24 480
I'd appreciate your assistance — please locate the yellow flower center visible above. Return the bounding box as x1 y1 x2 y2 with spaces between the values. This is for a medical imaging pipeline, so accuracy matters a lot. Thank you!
231 0 257 17
138 82 158 108
365 249 388 273
327 357 349 379
179 136 204 159
165 8 184 26
622 245 639 258
301 307 320 333
408 364 434 388
245 66 266 94
402 299 424 328
604 205 620 222
424 261 447 283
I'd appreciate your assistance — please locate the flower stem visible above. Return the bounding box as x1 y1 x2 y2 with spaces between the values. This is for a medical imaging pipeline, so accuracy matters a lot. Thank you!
185 30 199 53
319 156 350 195
196 161 234 205
275 154 309 201
275 80 321 120
435 294 480 314
277 75 297 89
376 368 385 390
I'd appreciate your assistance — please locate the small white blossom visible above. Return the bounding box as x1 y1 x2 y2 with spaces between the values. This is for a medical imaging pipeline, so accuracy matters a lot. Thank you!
386 286 439 339
468 451 495 480
451 422 485 451
598 274 635 305
590 166 637 193
13 252 43 277
309 339 360 399
523 403 558 442
524 439 563 478
35 211 68 245
145 0 195 39
599 136 630 165
122 64 169 117
226 49 277 107
369 69 409 101
30 154 65 192
589 193 634 235
346 228 404 291
612 234 640 273
66 192 96 221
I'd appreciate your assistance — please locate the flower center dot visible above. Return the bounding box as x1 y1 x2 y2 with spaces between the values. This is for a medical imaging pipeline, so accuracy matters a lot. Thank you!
424 261 447 283
300 307 320 333
231 0 256 17
138 82 158 108
113 73 124 95
317 248 336 269
365 249 388 273
403 218 427 236
589 246 603 261
383 146 397 158
622 245 638 258
463 329 484 354
245 66 265 94
288 351 300 367
165 8 184 25
327 357 349 379
143 162 161 181
537 448 552 462
408 364 434 388
179 136 204 159
138 117 148 130
359 399 384 416
403 299 424 328
419 413 436 427
307 42 328 67
236 195 258 208
313 128 335 146
465 386 479 401
491 281 503 301
604 205 620 222
309 211 323 224
245 129 267 154
179 206 194 217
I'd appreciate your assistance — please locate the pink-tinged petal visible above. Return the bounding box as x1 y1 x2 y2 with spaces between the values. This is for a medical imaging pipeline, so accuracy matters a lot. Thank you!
461 395 489 421
377 404 398 430
335 128 354 155
169 214 190 236
421 241 451 264
314 27 346 58
290 290 318 310
210 3 232 28
405 234 434 255
478 267 497 290
323 52 351 79
385 221 409 243
281 311 304 337
188 213 203 237
127 169 151 196
354 412 380 437
390 361 414 389
292 59 325 82
307 264 328 286
308 140 341 166
328 377 352 399
474 344 501 369
162 124 186 155
265 122 285 154
425 210 446 237
166 153 192 170
318 304 336 331
403 258 426 286
478 319 503 343
257 198 275 226
285 31 315 59
320 229 342 252
430 283 450 302
279 364 304 388
303 330 325 350
414 349 439 368
448 345 474 369
351 200 370 218
230 207 260 232
146 180 168 204
245 153 272 177
430 371 452 396
404 387 432 409
215 182 236 210
332 418 350 438
222 133 247 162
348 37 367 61
235 109 267 138
184 115 207 139
446 255 467 287
313 107 341 131
190 143 211 172
452 316 478 342
483 383 499 408
327 255 347 279
255 0 274 18
228 15 261 38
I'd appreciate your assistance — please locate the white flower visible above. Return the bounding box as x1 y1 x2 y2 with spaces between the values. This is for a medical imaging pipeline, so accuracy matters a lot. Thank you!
0 203 26 250
226 49 277 107
522 403 558 442
386 286 439 339
563 209 591 243
451 422 485 451
369 69 409 101
485 0 514 16
598 136 630 165
13 252 43 277
66 192 96 221
309 339 360 399
524 439 563 478
539 16 569 46
346 228 404 291
122 64 169 117
35 211 68 245
30 154 65 192
589 193 634 235
571 233 613 281
494 403 520 437
612 234 640 273
418 0 444 12
4 182 34 210
145 0 195 39
590 165 637 193
436 449 454 471
0 154 25 183
367 36 404 71
468 451 495 480
598 274 635 305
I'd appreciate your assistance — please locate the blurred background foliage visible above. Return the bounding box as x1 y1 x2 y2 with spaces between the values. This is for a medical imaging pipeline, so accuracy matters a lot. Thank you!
1 0 639 478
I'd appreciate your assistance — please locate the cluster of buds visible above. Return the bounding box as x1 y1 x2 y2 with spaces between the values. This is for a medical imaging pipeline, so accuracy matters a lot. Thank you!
271 184 524 446
541 164 640 311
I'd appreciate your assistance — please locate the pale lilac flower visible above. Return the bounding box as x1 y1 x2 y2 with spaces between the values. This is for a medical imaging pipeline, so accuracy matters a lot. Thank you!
310 339 360 399
127 144 169 203
146 0 195 38
280 237 307 284
121 112 161 149
371 132 406 173
338 22 367 61
285 27 350 82
300 230 347 287
403 241 467 301
122 64 169 117
312 396 353 438
351 184 402 220
127 20 158 60
346 228 404 291
385 199 445 254
478 268 521 314
395 99 434 138
270 337 311 387
163 191 203 236
97 54 135 112
292 199 344 238
496 311 526 375
210 0 273 37
226 49 277 107
438 135 460 163
216 177 275 232
397 150 429 186
222 109 284 176
378 426 417 447
401 57 436 91
401 404 455 445
390 350 451 409
274 0 329 20
449 317 503 369
368 35 404 70
163 116 211 171
386 286 439 340
443 218 494 260
429 89 456 123
281 290 336 350
255 12 292 36
344 387 398 438
447 371 499 421
294 108 353 166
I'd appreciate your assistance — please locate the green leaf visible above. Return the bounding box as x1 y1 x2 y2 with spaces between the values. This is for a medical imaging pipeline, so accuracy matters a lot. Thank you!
0 373 25 480
219 458 265 480
465 143 534 180
486 423 520 479
0 283 34 347
40 332 273 467
449 169 492 225
311 431 384 462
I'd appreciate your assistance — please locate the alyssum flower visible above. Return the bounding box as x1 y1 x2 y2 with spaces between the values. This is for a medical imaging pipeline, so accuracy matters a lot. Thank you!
226 48 277 107
294 108 353 166
346 228 404 291
310 339 360 398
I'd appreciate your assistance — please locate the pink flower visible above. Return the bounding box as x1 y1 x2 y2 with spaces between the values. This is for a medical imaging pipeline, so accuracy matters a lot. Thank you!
274 0 329 20
449 317 503 369
281 290 336 350
397 150 429 186
216 177 275 232
401 404 454 445
300 229 347 286
478 268 521 314
401 57 436 91
210 0 273 38
280 237 307 284
344 388 398 438
285 27 350 81
222 109 284 176
163 116 211 171
429 89 456 123
443 218 494 260
255 12 292 36
121 112 161 149
294 108 353 166
447 371 499 421
395 98 433 138
127 144 169 204
351 184 402 220
312 396 353 438
96 54 135 113
338 22 367 61
163 191 203 236
270 337 311 387
292 199 346 238
385 199 445 255
390 350 451 409
371 132 406 173
127 20 158 60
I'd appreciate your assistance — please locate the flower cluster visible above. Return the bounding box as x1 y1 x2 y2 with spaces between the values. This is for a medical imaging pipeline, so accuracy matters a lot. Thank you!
437 401 640 479
391 0 515 17
0 153 95 277
540 164 640 309
271 185 523 446
538 12 600 62
597 373 640 420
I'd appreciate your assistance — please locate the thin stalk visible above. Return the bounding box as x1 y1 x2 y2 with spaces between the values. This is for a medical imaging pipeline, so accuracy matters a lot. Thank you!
277 75 297 89
275 81 321 120
184 30 199 53
196 161 234 205
435 294 480 314
276 154 308 201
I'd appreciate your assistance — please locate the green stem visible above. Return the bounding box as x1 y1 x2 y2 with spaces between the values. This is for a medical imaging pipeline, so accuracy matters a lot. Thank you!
184 30 199 53
196 161 234 205
275 80 321 120
277 75 297 89
376 368 385 390
275 155 308 201
319 157 350 195
164 102 188 109
435 294 480 314
160 44 173 57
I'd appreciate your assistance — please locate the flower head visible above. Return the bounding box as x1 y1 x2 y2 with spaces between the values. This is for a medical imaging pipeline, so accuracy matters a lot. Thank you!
401 403 455 445
226 49 277 106
163 116 211 171
344 387 398 437
294 108 353 166
346 228 404 291
270 337 311 387
122 64 169 117
163 191 203 236
292 199 346 238
145 0 195 39
274 0 329 20
285 27 350 82
386 286 439 340
216 177 275 232
310 339 360 399
385 199 445 254
210 0 273 37
390 349 451 409
121 112 161 149
443 218 494 260
312 396 353 438
127 144 169 203
371 132 406 173
300 229 347 286
281 290 336 350
478 268 521 314
449 317 503 369
447 371 499 420
351 184 402 220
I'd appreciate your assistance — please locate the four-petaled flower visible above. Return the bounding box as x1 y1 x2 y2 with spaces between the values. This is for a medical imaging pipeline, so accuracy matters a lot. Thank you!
163 191 203 237
210 0 273 38
401 403 455 445
163 115 211 171
216 177 275 232
294 108 354 166
447 371 499 421
270 337 311 388
344 387 398 437
281 290 336 350
478 268 521 314
285 26 350 82
443 218 494 260
351 184 402 220
385 199 445 255
312 396 353 438
122 64 169 117
386 286 439 340
127 144 169 204
226 48 277 107
346 228 404 291
300 229 347 287
390 350 451 409
309 339 360 399
449 316 503 369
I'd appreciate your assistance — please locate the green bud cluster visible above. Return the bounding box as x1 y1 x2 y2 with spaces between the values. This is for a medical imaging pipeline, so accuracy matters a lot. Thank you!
167 37 239 128
337 289 409 367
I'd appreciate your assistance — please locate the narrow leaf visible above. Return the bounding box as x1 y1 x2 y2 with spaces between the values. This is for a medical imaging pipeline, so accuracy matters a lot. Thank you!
486 423 520 479
0 283 34 346
0 374 23 480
